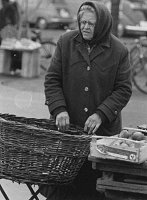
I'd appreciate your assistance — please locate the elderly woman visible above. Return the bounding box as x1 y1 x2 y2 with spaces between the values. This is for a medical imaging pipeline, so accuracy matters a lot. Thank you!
44 1 132 199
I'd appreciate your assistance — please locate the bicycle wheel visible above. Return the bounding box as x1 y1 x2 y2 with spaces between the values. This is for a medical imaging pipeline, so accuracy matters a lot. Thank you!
131 46 147 94
133 63 147 94
39 40 56 71
132 58 147 94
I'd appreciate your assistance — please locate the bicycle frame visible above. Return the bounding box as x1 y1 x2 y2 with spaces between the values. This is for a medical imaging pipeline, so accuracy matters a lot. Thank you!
31 29 57 72
129 38 147 94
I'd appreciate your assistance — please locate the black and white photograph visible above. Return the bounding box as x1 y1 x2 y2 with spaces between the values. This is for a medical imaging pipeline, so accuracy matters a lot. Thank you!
0 0 147 199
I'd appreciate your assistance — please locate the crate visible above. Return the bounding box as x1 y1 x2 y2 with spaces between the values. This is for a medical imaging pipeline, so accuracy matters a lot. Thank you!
90 135 147 163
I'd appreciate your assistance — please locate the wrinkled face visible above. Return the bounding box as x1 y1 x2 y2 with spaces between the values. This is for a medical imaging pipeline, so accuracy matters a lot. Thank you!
80 11 96 40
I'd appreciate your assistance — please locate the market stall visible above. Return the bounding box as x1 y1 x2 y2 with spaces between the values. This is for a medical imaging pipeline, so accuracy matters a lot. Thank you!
89 125 147 200
0 38 41 78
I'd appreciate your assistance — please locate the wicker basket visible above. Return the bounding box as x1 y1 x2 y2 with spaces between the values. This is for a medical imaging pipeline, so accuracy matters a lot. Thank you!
0 113 91 185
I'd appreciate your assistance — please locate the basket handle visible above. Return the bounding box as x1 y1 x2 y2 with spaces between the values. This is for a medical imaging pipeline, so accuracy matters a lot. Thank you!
123 127 147 134
92 135 119 140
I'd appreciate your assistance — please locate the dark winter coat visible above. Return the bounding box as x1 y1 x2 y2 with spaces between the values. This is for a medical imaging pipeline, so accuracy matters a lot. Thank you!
44 1 132 136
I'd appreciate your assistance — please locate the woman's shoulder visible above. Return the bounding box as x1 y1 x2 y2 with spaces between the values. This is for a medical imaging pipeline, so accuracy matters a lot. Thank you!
60 29 79 41
111 34 128 52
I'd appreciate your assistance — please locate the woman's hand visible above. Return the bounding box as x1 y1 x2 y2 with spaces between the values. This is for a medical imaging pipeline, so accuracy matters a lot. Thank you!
56 111 70 132
84 113 102 134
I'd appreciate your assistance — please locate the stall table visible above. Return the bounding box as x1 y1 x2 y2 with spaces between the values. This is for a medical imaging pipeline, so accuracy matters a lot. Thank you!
88 156 147 200
0 47 40 78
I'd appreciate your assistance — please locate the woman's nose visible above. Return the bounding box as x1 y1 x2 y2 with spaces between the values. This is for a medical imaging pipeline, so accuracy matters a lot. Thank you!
84 23 89 29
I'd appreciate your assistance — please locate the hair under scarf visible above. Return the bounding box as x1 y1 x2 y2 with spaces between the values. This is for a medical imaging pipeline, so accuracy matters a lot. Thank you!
77 1 113 46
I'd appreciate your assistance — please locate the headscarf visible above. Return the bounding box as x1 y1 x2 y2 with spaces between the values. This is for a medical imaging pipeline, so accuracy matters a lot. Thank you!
77 1 113 46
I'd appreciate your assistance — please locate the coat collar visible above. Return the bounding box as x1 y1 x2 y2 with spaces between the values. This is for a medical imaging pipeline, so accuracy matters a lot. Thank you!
74 33 111 63
74 33 111 47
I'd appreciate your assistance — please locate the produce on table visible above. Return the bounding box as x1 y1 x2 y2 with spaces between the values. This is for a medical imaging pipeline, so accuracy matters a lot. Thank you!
113 138 135 148
119 129 145 141
113 129 147 148
119 129 132 139
131 131 145 141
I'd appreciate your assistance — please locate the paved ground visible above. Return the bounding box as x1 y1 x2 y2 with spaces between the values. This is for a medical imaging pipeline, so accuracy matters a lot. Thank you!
0 72 49 118
0 72 45 93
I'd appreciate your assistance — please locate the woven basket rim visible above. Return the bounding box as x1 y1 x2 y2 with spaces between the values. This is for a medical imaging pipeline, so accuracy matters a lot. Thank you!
0 115 91 139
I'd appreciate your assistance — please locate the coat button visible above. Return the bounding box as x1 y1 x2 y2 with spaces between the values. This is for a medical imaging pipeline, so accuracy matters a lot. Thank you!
84 107 88 112
84 87 89 92
114 110 117 115
87 66 90 71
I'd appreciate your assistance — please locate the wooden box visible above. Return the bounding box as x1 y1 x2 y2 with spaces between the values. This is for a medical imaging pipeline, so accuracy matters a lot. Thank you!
90 135 147 163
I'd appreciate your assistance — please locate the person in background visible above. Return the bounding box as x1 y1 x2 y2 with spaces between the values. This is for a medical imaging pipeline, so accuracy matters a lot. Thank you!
44 1 132 199
0 0 21 75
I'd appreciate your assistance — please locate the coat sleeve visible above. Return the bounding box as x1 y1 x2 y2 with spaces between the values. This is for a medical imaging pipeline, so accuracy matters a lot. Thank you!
97 47 132 122
44 35 67 116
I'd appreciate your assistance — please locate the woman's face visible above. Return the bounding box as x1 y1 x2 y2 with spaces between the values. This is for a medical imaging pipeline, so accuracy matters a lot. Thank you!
80 11 96 40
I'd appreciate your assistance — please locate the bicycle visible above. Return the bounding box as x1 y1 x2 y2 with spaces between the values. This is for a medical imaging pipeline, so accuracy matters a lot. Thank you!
31 29 57 72
128 37 147 94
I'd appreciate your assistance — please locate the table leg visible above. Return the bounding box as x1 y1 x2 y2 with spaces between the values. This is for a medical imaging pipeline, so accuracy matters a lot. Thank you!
0 184 10 200
0 50 11 74
27 184 44 200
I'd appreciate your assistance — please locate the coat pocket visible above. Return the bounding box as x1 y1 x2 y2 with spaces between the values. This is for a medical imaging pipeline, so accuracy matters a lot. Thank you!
92 56 118 72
